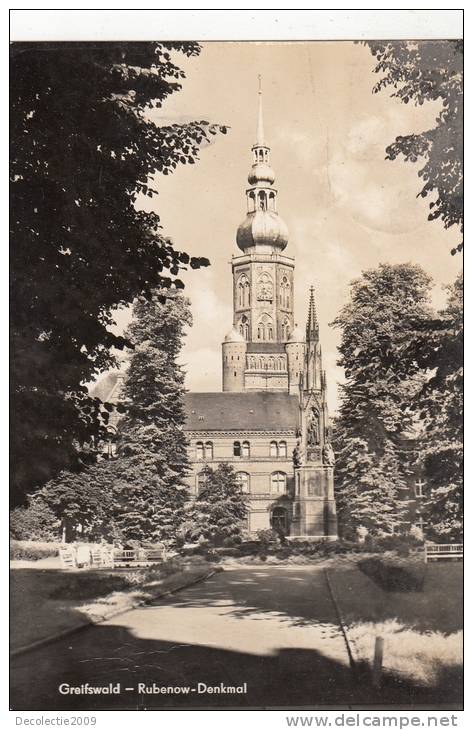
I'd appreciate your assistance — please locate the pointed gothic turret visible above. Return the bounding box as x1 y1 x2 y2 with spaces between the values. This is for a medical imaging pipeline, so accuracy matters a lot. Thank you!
306 285 319 342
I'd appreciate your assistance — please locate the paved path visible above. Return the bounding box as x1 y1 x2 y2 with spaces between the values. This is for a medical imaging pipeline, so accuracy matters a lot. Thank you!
11 564 361 710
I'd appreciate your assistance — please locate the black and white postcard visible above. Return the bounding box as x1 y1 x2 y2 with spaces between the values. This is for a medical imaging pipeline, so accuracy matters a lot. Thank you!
9 9 464 718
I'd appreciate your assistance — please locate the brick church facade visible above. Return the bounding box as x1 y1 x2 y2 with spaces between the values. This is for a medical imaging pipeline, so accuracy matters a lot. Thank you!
183 88 338 540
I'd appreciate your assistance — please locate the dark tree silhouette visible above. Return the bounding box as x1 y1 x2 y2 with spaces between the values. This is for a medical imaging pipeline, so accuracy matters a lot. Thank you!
11 42 226 503
331 263 434 537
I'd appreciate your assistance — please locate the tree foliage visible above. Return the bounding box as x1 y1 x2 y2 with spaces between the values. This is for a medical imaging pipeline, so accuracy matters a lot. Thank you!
111 291 192 543
331 263 434 538
409 272 463 540
365 40 463 253
10 499 61 542
11 41 226 503
26 291 193 545
188 463 248 546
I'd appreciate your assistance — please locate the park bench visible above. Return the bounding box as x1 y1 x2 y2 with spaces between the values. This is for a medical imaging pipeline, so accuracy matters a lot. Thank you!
59 545 77 569
424 543 463 563
113 549 137 567
113 546 165 567
91 545 114 568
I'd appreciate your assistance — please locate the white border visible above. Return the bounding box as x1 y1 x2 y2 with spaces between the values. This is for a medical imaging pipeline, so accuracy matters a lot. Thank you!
5 6 467 728
10 9 463 42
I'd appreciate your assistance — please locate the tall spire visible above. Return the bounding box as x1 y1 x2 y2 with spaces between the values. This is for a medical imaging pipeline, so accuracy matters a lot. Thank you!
306 285 319 342
256 74 265 146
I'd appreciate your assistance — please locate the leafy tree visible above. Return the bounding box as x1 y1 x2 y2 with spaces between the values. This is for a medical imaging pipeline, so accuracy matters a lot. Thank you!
411 272 463 540
24 460 118 542
189 463 248 546
10 499 61 542
331 263 434 538
11 41 226 504
364 40 463 254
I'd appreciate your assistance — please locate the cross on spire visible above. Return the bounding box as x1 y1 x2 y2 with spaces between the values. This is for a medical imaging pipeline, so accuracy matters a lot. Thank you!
256 74 265 146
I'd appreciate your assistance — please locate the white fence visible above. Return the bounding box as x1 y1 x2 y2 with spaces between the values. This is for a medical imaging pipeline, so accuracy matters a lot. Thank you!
59 544 165 570
424 543 463 563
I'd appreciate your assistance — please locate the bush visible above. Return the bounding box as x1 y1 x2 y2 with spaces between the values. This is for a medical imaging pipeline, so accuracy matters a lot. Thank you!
10 503 61 541
256 529 280 549
358 558 425 592
10 540 61 561
371 532 423 556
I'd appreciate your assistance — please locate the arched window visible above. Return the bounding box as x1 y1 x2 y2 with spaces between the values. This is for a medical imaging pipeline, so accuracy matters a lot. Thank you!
270 441 278 457
280 276 291 309
271 471 286 494
269 191 275 210
279 441 287 458
237 275 250 308
257 314 273 342
236 472 250 493
258 190 267 211
242 441 250 458
248 190 256 212
204 441 213 459
196 442 204 460
233 441 241 457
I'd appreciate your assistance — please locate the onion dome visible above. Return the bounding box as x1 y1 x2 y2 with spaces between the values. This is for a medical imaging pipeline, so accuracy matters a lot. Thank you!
237 210 289 252
287 324 305 343
248 162 275 186
223 327 245 343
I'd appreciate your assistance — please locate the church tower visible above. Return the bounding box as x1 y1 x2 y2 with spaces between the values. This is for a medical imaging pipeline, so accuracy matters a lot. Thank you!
222 80 296 391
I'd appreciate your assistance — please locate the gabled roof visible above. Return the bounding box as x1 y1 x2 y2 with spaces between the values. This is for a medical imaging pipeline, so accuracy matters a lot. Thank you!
184 391 300 432
88 371 123 404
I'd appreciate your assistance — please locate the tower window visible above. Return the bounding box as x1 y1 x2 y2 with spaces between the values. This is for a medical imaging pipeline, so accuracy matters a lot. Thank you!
233 441 241 457
242 441 250 458
204 441 213 460
196 441 204 460
279 441 287 458
237 275 250 308
270 441 278 457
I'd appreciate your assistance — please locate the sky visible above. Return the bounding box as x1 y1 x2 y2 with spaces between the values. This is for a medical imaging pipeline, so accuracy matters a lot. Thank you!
113 40 462 414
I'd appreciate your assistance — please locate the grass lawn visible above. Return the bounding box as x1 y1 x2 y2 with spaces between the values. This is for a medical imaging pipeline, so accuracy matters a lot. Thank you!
10 556 215 653
327 557 463 690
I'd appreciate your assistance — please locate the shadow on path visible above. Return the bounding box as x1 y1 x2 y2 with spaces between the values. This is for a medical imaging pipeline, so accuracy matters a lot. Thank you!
10 566 463 710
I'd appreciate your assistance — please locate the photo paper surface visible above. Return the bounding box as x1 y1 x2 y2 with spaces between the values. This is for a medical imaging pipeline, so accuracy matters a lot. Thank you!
10 12 463 712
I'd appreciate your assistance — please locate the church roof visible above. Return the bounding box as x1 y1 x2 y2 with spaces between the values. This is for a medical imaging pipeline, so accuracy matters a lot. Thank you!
184 392 300 432
88 370 124 404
